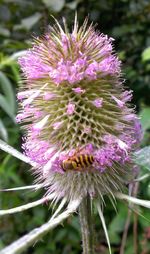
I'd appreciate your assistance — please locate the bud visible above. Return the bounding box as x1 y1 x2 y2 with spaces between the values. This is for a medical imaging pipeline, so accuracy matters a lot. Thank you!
17 17 142 204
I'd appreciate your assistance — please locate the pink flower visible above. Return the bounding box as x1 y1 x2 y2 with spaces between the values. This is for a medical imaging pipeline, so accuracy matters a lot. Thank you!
92 98 103 108
67 103 75 115
17 17 142 205
72 87 85 94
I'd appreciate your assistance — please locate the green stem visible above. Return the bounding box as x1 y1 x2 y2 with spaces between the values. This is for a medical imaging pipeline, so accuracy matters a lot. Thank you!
79 195 95 254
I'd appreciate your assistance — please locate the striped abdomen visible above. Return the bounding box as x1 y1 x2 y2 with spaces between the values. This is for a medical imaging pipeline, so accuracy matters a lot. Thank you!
62 154 94 171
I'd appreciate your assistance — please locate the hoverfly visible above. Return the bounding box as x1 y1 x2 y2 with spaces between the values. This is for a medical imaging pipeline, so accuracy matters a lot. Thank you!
61 148 95 172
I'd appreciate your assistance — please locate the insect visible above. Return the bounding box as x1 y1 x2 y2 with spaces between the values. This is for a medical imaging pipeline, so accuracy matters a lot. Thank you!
61 151 95 172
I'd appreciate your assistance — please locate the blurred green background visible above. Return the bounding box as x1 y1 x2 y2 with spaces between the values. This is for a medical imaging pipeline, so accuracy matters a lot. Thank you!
0 0 150 253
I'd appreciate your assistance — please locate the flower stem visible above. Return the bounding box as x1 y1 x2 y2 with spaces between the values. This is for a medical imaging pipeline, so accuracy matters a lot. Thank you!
79 195 95 254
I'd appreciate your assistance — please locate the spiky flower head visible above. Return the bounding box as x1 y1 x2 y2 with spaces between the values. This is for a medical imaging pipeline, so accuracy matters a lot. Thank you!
17 17 142 204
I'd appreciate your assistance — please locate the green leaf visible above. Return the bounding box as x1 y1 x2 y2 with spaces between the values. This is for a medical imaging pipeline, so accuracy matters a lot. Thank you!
42 0 65 12
142 47 150 62
109 210 127 233
0 120 8 142
66 1 78 10
55 229 67 241
139 107 150 132
108 231 120 245
0 27 10 37
134 146 150 170
21 13 42 30
139 209 150 227
10 50 27 61
0 51 26 69
10 65 20 83
112 25 133 37
0 94 15 122
0 71 16 113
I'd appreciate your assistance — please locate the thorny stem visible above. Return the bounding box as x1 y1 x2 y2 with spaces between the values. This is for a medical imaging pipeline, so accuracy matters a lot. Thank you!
120 184 133 254
133 181 139 254
119 208 132 254
79 195 95 254
120 174 140 254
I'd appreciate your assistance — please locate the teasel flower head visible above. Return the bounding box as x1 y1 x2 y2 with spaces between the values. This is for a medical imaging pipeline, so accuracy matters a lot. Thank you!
17 16 142 205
